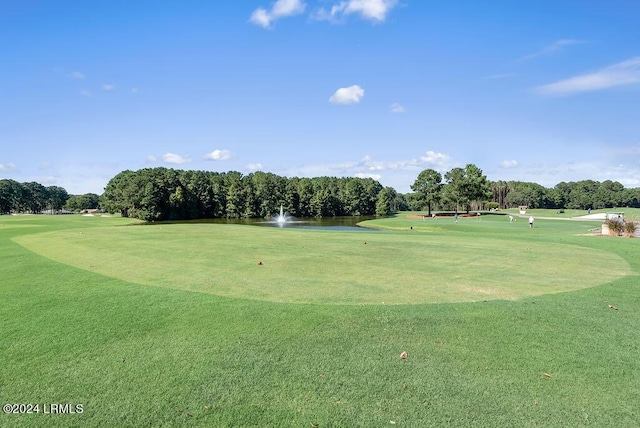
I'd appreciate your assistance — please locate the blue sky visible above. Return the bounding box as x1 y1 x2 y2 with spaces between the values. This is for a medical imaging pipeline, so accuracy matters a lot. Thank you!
1 0 639 195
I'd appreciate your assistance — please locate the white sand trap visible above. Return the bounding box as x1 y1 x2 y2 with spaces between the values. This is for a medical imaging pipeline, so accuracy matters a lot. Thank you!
82 214 95 217
573 213 608 220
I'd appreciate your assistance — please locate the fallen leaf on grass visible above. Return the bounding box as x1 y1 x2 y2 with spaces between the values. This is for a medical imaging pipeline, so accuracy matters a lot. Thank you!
400 351 408 359
608 304 618 310
542 372 552 378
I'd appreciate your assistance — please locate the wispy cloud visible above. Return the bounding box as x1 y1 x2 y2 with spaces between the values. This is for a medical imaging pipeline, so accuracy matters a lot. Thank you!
355 172 382 180
536 56 640 95
162 153 191 164
102 83 115 91
390 102 405 113
69 71 85 79
80 90 92 97
280 152 454 181
246 163 264 172
314 0 399 23
500 160 518 168
145 155 157 163
519 39 585 61
419 151 450 168
0 162 16 171
250 0 306 29
203 149 233 161
329 85 365 104
492 160 640 188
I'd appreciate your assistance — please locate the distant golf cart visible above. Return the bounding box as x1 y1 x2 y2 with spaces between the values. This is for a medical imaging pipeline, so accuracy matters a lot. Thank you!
605 212 624 222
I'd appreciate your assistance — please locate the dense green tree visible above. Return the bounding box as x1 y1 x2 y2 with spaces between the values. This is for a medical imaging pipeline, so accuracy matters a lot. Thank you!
0 179 22 213
97 166 640 221
411 169 442 216
490 180 509 209
442 164 490 212
46 186 69 211
376 186 397 216
595 180 625 208
343 178 366 215
65 193 100 211
503 182 549 209
21 182 49 213
392 193 409 212
101 170 136 217
224 171 244 218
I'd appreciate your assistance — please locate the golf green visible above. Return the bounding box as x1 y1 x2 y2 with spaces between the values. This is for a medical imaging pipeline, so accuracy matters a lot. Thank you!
13 222 631 304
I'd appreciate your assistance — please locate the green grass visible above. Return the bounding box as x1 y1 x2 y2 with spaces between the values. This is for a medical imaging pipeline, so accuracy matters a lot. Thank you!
1 212 639 427
12 218 630 304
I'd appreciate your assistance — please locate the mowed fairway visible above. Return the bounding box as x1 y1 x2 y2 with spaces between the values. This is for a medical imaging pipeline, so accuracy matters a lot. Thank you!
12 220 630 304
1 213 640 427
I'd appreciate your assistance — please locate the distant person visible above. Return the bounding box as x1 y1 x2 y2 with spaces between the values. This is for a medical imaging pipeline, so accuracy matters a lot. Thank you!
432 213 436 220
454 213 458 223
509 215 514 223
529 216 534 228
588 208 591 215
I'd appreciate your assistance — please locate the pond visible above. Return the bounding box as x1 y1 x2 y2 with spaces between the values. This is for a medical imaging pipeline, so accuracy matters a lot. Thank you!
203 215 378 231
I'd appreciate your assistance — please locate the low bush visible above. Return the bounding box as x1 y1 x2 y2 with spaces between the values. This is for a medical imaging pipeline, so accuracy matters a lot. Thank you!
605 219 624 236
624 221 637 237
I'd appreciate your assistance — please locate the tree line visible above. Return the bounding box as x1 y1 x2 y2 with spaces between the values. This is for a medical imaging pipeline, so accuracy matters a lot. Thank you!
0 179 99 214
489 179 640 210
0 179 69 214
3 165 639 219
100 168 397 221
407 167 640 212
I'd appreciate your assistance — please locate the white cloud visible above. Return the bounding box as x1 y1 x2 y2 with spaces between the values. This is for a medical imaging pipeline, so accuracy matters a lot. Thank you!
520 39 585 61
70 71 85 79
162 153 191 164
102 83 115 91
500 160 518 168
80 90 91 97
145 155 157 163
278 152 455 186
204 149 233 161
0 162 16 171
250 0 306 29
131 87 139 93
419 151 450 168
246 163 264 172
329 85 365 104
390 102 405 113
355 172 382 180
489 160 640 189
315 0 398 22
536 56 640 95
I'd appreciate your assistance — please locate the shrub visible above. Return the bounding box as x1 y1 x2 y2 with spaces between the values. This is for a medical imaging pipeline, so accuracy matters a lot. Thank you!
624 221 637 238
605 219 624 236
484 202 499 210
